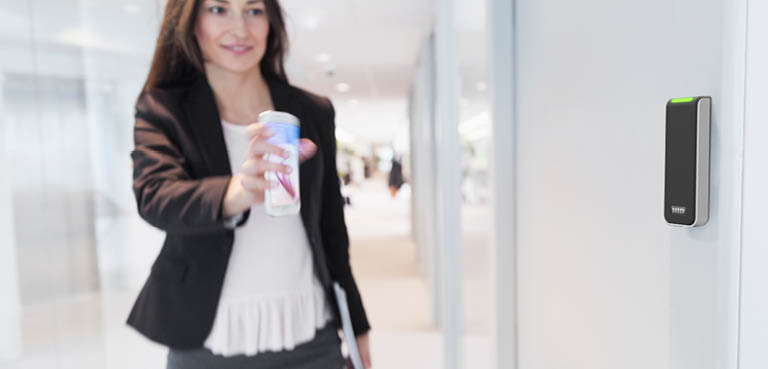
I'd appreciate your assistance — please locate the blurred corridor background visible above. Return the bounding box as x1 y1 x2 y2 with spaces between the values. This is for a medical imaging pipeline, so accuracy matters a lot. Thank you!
0 0 494 368
3 0 768 369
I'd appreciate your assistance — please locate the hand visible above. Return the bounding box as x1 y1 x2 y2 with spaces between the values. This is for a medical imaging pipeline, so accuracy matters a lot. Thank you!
221 124 317 218
246 122 317 162
221 124 288 217
356 333 372 369
239 122 294 201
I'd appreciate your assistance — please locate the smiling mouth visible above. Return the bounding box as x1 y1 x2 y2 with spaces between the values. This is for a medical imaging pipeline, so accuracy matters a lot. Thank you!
222 45 253 54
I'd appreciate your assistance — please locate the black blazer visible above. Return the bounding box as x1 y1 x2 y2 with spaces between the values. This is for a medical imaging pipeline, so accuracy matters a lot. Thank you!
126 75 370 349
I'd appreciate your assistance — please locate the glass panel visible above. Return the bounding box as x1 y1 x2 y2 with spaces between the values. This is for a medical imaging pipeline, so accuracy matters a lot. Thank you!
456 1 493 368
0 0 165 367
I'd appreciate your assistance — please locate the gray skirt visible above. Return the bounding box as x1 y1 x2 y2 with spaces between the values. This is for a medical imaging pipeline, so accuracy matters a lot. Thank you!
166 325 346 369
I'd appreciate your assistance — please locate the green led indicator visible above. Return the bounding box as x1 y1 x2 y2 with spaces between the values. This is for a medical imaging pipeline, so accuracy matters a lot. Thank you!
670 97 695 103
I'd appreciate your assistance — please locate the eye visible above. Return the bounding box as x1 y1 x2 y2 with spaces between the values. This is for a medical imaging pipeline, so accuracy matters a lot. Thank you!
246 8 265 16
207 6 227 15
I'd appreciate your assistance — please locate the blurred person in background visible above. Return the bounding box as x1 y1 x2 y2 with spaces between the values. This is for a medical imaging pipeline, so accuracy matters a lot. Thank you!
388 155 404 198
127 0 371 368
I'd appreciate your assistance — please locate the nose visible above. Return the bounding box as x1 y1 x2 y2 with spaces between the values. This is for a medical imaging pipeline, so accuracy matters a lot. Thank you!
230 13 248 38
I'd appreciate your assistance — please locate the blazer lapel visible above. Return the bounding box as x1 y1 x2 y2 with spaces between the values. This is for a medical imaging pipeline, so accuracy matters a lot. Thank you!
183 77 233 177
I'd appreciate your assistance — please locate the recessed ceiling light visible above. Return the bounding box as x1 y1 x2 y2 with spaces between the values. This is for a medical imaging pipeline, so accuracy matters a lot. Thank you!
336 83 351 93
476 82 488 92
122 4 142 13
315 53 331 63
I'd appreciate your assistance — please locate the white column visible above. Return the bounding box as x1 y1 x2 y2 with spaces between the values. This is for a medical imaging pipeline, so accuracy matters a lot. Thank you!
738 0 768 367
718 0 750 368
0 72 23 360
411 38 441 327
487 0 517 368
434 0 463 368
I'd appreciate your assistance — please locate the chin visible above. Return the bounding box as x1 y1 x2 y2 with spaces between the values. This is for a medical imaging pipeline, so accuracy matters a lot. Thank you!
208 51 259 73
221 60 261 74
227 64 260 74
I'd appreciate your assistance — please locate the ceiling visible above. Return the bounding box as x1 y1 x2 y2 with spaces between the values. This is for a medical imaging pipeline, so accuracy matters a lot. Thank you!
279 0 433 145
1 0 490 146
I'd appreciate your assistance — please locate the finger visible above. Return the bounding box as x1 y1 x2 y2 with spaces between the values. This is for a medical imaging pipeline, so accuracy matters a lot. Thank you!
298 139 317 162
245 122 273 140
241 158 292 176
240 175 271 193
248 140 287 158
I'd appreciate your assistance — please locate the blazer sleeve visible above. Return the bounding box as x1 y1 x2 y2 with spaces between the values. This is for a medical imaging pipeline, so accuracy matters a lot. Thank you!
317 99 371 336
131 91 242 235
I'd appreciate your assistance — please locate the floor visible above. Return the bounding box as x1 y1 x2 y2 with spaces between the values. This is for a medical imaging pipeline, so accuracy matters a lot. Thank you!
0 177 492 369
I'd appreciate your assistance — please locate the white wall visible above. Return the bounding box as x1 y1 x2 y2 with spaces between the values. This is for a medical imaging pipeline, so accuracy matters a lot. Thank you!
514 0 746 368
738 0 768 367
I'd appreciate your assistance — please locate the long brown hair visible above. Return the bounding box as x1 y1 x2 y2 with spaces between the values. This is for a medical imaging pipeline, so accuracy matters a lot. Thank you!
143 0 289 90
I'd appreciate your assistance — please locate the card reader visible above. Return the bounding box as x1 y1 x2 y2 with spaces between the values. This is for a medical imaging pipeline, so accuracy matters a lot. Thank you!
664 96 711 227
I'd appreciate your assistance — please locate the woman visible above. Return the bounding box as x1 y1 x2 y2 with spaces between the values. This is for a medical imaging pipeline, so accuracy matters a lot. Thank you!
126 0 371 368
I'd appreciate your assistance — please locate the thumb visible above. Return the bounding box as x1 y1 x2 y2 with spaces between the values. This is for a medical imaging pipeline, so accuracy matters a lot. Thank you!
298 139 317 162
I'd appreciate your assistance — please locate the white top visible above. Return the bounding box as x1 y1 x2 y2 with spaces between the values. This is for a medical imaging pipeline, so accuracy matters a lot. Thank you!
204 120 332 357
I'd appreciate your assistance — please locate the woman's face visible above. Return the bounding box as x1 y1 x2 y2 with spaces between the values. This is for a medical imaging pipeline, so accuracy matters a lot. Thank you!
194 0 270 74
